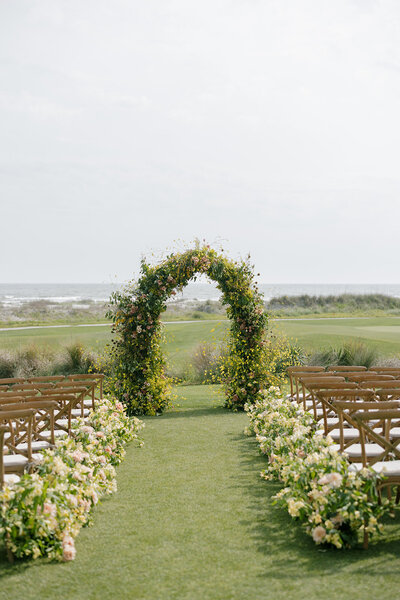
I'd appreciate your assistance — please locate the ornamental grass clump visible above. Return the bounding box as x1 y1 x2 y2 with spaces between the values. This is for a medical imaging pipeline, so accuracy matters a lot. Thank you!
245 388 389 549
0 397 144 562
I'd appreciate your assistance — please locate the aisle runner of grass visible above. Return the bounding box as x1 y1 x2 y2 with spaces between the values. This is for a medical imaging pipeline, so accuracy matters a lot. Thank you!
1 386 400 600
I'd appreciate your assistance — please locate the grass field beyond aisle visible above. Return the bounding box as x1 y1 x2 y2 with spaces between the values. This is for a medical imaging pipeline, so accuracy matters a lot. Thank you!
275 315 400 355
2 316 400 360
2 386 400 600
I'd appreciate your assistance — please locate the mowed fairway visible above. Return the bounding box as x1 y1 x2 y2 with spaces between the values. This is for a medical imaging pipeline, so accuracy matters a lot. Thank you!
274 316 400 355
1 316 400 361
0 324 112 351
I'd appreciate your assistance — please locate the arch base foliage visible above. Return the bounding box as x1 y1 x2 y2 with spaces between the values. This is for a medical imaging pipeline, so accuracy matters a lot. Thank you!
107 245 269 415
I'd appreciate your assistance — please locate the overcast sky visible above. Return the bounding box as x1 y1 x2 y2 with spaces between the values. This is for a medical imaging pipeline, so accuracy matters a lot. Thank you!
1 0 400 284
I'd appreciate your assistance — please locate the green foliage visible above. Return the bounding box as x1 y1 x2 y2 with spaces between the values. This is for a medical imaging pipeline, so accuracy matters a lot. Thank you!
263 331 304 384
107 244 269 414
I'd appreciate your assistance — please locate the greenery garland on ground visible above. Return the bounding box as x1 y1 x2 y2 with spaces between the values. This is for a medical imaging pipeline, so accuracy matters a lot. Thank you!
245 388 388 549
0 398 144 562
107 244 269 415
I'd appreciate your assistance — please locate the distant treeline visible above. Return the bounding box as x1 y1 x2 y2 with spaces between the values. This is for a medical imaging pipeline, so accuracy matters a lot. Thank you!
266 293 400 315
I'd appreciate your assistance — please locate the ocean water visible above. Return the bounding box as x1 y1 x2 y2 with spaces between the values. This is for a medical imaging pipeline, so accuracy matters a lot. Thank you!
1 282 400 306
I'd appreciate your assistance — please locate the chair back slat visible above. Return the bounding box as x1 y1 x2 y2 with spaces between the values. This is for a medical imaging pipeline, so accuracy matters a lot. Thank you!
348 374 395 383
327 365 367 372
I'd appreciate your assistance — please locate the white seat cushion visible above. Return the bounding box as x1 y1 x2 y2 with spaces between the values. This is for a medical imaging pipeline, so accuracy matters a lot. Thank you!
56 418 77 427
318 428 359 440
345 443 383 458
41 429 68 439
3 454 29 467
71 408 90 417
17 440 51 452
350 460 400 476
372 461 400 476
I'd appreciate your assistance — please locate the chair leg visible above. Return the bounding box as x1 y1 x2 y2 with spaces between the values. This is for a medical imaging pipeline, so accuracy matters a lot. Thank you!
395 485 400 504
363 526 369 550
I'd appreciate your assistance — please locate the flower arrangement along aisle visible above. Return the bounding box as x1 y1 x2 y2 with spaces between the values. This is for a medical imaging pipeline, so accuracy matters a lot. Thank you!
245 388 389 549
0 397 144 562
107 243 269 415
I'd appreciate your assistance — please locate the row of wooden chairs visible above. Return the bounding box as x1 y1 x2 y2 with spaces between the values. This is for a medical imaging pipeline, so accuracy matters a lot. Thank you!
0 374 104 487
287 365 400 408
287 367 400 485
286 366 400 547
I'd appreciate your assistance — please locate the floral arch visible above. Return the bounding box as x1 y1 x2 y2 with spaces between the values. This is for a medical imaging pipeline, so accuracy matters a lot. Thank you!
107 244 269 415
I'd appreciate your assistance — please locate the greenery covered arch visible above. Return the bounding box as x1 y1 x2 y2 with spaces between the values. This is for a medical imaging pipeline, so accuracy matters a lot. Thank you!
108 244 269 415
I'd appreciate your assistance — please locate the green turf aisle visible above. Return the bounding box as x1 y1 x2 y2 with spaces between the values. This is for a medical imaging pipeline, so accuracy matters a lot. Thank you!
1 385 400 600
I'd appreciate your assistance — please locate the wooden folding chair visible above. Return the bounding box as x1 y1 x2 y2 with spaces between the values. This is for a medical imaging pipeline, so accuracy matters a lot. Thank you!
298 376 345 411
0 426 19 489
292 370 333 405
315 389 375 442
331 399 400 459
41 384 87 403
0 400 58 448
353 408 400 504
286 366 324 399
350 407 400 548
0 426 7 488
61 373 104 408
37 391 86 434
54 379 98 412
66 372 104 398
0 408 35 475
306 381 358 422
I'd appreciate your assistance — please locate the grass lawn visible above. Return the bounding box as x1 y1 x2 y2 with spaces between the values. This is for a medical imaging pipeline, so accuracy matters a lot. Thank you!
2 385 400 600
0 324 112 351
275 316 400 356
